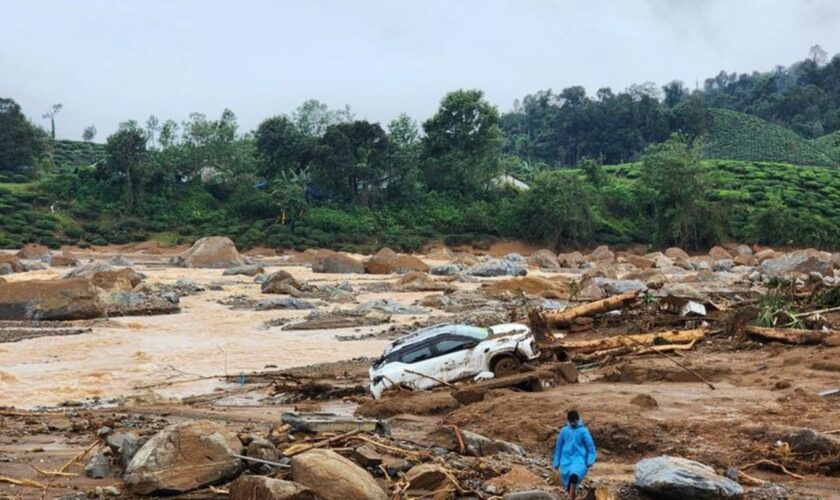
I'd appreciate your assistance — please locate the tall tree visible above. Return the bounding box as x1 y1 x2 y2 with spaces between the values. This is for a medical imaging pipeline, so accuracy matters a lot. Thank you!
42 103 62 140
82 125 97 142
104 123 147 211
0 98 47 172
422 89 503 195
255 115 309 178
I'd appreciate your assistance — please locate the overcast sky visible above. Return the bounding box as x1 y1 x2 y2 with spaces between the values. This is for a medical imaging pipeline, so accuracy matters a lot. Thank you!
4 0 840 141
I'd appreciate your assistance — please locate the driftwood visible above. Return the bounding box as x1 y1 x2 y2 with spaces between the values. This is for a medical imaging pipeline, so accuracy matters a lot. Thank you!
0 476 47 489
575 340 697 362
741 459 805 480
542 291 639 327
745 326 829 345
551 329 705 355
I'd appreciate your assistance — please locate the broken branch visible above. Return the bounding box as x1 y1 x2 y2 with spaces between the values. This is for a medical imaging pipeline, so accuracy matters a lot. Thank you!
741 459 804 480
745 326 829 345
542 291 639 328
282 429 362 457
0 476 47 489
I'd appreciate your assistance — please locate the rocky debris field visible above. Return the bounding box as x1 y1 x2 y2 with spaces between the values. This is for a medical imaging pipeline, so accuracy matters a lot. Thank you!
1 239 840 498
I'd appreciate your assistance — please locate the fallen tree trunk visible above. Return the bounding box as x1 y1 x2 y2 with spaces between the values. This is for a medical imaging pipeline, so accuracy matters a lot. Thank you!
542 291 638 328
745 326 830 345
550 329 705 355
574 339 697 362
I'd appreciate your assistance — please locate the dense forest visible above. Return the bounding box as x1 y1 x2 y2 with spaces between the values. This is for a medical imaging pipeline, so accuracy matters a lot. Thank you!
2 48 840 253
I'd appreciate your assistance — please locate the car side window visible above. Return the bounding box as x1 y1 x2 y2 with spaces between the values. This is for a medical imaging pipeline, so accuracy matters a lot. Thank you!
399 346 434 364
434 337 476 356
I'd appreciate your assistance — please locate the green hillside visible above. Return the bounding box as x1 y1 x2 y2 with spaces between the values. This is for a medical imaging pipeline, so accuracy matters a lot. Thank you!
704 108 837 167
51 140 106 167
811 131 840 162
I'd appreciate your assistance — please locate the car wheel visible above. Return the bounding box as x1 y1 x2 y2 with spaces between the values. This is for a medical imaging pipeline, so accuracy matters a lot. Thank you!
492 355 521 377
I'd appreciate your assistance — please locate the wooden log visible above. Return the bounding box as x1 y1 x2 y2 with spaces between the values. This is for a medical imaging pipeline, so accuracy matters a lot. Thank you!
574 340 698 362
542 291 639 327
745 326 829 345
551 329 705 355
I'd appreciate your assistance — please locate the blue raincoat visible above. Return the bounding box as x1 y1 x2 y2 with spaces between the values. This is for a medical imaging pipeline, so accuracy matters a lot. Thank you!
553 420 597 490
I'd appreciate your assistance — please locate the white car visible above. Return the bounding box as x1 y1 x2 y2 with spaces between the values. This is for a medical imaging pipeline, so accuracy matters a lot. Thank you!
369 323 540 399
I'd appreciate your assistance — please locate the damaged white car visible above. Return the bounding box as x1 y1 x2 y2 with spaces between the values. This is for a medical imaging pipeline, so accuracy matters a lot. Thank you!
369 323 539 399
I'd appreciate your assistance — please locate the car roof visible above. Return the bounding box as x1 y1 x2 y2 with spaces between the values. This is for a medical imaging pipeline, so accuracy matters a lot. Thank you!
382 323 488 356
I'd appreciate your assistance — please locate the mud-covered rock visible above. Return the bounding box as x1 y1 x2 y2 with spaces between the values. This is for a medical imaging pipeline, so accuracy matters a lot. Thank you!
430 263 463 276
256 297 316 310
105 291 181 316
229 476 316 500
588 245 615 263
761 249 834 279
124 420 243 495
290 449 387 500
85 453 111 479
634 455 743 499
557 251 586 268
0 253 25 273
261 270 303 294
16 243 50 260
49 251 79 267
664 247 690 261
223 264 265 277
365 248 428 274
311 252 365 274
393 271 449 292
0 278 105 320
404 464 459 497
171 236 246 268
708 246 731 261
527 249 560 270
465 259 527 277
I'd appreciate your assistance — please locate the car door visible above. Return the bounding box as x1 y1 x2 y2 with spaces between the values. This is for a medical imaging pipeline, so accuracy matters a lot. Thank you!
429 335 482 383
388 341 441 391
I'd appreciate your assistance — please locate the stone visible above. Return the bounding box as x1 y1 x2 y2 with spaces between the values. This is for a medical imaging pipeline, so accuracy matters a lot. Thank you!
485 465 548 492
22 261 45 271
229 476 316 500
261 270 303 294
625 254 655 270
430 263 462 276
170 236 246 268
311 252 365 274
713 259 734 272
761 249 834 279
49 251 79 267
245 437 280 473
290 449 387 500
592 277 647 295
108 255 135 267
124 420 243 495
223 264 265 277
404 464 459 497
365 248 428 274
754 249 776 262
353 299 427 315
0 279 105 320
16 243 50 260
91 268 144 291
84 452 111 479
631 394 659 409
782 428 840 456
557 251 586 268
733 255 757 267
708 246 731 261
588 245 615 263
664 247 690 261
465 259 527 277
731 244 753 257
526 249 560 270
105 291 181 317
393 271 449 292
256 298 315 310
634 455 743 499
0 253 25 273
119 433 140 469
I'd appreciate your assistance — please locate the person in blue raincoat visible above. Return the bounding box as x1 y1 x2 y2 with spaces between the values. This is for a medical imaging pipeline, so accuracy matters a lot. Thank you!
553 410 596 499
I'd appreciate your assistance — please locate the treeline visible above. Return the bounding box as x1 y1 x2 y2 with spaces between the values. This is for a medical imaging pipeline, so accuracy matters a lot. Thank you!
2 48 840 252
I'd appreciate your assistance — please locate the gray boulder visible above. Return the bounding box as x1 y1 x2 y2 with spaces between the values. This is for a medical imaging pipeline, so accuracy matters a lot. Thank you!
353 299 427 315
104 291 180 317
713 259 734 272
761 249 833 279
108 255 135 267
465 259 527 277
229 476 316 500
84 453 111 479
592 278 647 295
256 298 316 311
634 455 743 499
223 264 265 277
430 263 462 276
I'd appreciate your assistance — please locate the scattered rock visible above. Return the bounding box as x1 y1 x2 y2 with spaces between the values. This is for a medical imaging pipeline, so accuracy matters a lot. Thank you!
433 427 524 457
92 268 144 291
105 291 181 316
589 245 615 263
311 251 366 274
223 264 266 277
626 254 655 270
557 251 586 268
49 251 79 267
781 428 840 456
84 452 111 479
0 279 105 320
404 464 459 497
290 449 387 500
465 259 527 277
261 270 304 294
256 298 316 310
664 247 690 261
526 249 560 270
761 249 834 279
634 455 743 499
630 394 659 409
365 248 429 274
754 249 776 262
482 276 570 299
353 299 427 315
713 259 734 272
731 244 753 257
16 243 50 260
708 246 731 261
245 437 280 473
0 254 24 274
485 465 548 493
124 420 244 495
393 271 449 292
430 263 463 276
108 255 135 267
170 236 246 268
733 255 757 267
229 476 316 500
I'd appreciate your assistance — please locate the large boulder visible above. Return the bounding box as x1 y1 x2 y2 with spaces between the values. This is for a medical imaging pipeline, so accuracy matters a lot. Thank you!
311 252 365 274
761 249 834 279
0 253 24 274
0 279 105 320
527 249 560 270
625 254 655 270
365 248 428 274
64 262 142 291
393 272 449 292
730 245 753 257
171 236 246 269
223 264 265 277
261 270 303 294
465 259 527 277
664 247 690 261
404 464 459 498
16 243 50 260
634 455 743 499
124 420 243 496
49 251 79 267
104 291 181 317
290 449 387 500
708 246 731 261
229 476 315 500
588 245 615 263
557 251 585 268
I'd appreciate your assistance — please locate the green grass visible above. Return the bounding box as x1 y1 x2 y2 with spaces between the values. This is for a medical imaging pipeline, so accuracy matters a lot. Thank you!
704 109 837 167
51 140 106 167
